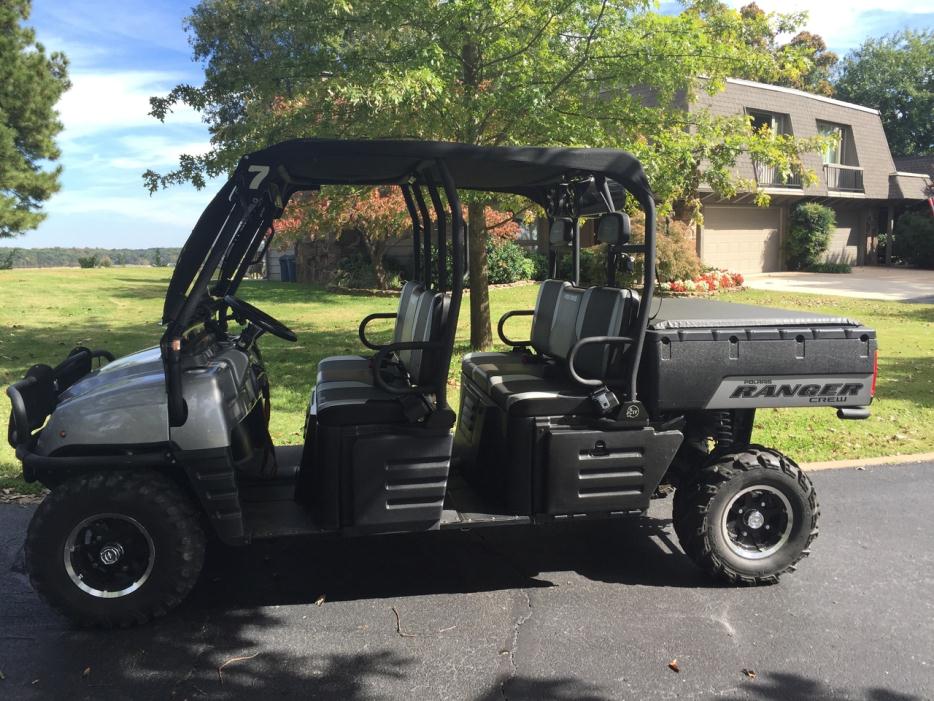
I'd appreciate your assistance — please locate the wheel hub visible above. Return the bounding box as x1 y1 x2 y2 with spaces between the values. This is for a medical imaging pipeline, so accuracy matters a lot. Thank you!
63 514 155 599
721 485 793 560
99 542 125 565
745 510 765 530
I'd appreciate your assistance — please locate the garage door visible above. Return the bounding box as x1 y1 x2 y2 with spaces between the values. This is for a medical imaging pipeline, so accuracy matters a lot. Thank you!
825 209 860 265
701 206 781 273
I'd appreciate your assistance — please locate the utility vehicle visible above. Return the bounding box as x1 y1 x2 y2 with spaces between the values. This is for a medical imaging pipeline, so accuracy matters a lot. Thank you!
7 140 877 627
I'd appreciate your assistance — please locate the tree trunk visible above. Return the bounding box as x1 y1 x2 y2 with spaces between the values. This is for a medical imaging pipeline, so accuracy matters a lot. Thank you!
467 201 492 350
365 238 389 290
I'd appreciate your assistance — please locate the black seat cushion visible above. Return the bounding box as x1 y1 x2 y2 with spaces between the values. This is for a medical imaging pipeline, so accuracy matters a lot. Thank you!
487 374 596 417
313 381 409 426
461 350 551 392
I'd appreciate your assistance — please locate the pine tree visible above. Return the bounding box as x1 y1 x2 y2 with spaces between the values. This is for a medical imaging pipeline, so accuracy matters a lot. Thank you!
0 0 70 237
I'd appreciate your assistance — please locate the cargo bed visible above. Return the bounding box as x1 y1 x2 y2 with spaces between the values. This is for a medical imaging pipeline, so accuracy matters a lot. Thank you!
640 298 877 413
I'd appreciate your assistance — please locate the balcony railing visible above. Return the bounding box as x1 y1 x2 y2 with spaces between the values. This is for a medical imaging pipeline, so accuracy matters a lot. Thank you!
754 161 802 188
824 163 864 192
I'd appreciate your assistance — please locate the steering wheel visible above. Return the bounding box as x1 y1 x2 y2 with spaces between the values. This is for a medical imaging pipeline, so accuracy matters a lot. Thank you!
223 295 297 343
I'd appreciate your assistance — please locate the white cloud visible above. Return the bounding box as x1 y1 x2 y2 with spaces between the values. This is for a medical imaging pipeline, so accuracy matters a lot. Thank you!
57 70 203 141
724 0 933 51
108 136 213 170
49 185 219 230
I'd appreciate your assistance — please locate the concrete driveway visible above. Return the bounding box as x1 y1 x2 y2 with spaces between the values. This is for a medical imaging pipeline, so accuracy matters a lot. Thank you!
1 463 933 700
744 267 934 302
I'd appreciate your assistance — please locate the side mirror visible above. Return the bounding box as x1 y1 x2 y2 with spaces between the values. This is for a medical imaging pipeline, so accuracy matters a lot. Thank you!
596 212 631 247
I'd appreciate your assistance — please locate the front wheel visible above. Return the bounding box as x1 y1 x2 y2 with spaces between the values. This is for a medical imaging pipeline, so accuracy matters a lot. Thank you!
673 446 818 585
25 469 205 627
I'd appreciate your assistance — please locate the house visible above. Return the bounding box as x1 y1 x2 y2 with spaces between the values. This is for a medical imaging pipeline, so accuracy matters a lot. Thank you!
690 78 930 273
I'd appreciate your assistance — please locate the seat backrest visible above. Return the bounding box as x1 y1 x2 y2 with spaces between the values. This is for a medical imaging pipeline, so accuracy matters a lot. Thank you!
543 286 586 359
572 287 636 379
530 279 569 355
406 291 447 387
393 280 425 345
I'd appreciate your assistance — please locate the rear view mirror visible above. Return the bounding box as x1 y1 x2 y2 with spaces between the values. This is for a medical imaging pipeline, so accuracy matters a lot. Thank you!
596 212 631 247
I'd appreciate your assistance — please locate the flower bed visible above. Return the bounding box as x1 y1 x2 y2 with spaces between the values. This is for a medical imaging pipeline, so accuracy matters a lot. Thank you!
658 270 744 295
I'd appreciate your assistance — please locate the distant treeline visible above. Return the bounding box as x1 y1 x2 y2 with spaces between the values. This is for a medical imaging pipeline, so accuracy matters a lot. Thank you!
0 247 182 269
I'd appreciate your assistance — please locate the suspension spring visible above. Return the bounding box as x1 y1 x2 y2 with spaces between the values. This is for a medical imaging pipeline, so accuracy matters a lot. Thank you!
714 410 734 449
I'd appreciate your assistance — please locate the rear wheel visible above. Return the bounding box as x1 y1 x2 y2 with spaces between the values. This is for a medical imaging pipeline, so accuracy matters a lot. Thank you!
672 446 818 585
26 469 205 627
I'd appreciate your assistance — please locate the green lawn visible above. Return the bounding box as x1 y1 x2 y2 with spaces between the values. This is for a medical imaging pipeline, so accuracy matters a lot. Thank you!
1 267 931 491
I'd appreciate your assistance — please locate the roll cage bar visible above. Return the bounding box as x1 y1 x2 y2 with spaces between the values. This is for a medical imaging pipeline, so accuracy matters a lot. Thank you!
159 139 657 427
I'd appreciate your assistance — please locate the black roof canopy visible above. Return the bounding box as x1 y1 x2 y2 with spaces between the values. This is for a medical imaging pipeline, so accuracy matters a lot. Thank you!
164 139 654 328
237 138 652 206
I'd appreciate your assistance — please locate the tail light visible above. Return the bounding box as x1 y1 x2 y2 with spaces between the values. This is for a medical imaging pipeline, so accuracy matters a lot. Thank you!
871 350 878 397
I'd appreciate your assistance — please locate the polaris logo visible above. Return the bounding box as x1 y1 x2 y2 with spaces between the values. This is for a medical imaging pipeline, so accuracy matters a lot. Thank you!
730 382 864 403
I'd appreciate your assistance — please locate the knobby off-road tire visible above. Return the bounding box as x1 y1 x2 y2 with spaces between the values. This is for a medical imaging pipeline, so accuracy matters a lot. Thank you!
26 469 205 628
672 445 819 585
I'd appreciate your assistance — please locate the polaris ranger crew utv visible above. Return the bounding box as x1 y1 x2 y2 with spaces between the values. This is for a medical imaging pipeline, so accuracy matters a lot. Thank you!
7 140 877 627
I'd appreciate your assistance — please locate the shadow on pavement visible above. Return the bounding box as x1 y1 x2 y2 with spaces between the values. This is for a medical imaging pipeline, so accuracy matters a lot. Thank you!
189 515 714 613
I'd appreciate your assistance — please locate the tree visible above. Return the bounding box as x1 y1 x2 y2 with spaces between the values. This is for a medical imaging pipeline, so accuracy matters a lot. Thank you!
0 1 70 237
277 186 524 289
733 3 837 96
148 0 828 350
835 30 934 157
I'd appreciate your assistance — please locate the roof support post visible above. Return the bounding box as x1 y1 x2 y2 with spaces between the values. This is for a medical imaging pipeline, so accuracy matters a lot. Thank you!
427 181 447 293
628 194 656 402
435 161 464 411
413 186 433 289
401 185 422 281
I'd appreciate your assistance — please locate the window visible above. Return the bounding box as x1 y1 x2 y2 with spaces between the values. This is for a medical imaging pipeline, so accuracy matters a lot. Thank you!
748 110 787 136
817 121 845 164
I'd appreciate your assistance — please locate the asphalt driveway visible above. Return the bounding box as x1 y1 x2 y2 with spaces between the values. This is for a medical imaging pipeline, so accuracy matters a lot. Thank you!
745 267 934 302
1 463 932 700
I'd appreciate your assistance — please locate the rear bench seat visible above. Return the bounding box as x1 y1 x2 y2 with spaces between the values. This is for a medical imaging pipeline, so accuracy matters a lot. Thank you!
312 287 446 426
463 282 638 417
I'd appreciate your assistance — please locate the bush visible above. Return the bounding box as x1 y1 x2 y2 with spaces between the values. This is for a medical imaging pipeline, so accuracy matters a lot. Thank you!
486 239 537 284
99 255 113 268
893 212 934 268
655 219 703 283
785 203 835 270
805 262 852 273
0 249 15 270
554 213 703 286
77 255 98 269
335 250 406 289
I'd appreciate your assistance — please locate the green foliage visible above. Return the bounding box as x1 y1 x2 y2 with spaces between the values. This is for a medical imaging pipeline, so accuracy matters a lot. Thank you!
805 262 852 274
334 250 406 290
147 0 835 348
655 219 703 283
785 203 836 271
0 247 180 268
486 239 537 285
0 1 70 237
152 248 164 267
0 248 15 270
893 212 934 269
77 255 99 269
98 255 113 268
835 30 934 156
554 214 703 286
731 4 838 96
147 1 827 214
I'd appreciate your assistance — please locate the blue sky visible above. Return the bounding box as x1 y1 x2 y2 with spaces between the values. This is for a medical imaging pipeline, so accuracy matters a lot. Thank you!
14 0 934 249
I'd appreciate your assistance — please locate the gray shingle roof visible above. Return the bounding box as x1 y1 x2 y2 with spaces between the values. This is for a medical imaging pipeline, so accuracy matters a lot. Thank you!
692 78 901 200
